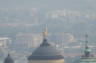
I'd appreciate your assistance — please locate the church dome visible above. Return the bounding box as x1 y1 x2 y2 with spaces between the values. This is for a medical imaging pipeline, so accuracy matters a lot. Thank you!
4 54 14 63
28 38 64 60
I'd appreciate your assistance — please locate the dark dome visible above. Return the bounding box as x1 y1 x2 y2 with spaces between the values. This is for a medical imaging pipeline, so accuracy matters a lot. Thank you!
4 54 14 63
28 38 64 60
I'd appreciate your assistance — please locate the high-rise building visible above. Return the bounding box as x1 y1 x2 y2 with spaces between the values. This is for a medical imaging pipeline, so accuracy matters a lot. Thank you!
27 27 64 63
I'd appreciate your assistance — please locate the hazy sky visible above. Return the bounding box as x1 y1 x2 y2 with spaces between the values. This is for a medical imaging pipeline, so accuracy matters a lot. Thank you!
0 0 96 10
0 0 96 42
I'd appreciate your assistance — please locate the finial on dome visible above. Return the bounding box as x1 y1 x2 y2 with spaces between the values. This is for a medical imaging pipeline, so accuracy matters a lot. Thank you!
41 24 50 46
85 33 88 48
43 24 48 39
8 53 10 57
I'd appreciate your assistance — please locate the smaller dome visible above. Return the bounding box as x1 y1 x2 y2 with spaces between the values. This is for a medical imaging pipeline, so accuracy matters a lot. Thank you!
75 34 96 63
83 46 92 57
4 54 14 63
84 47 91 53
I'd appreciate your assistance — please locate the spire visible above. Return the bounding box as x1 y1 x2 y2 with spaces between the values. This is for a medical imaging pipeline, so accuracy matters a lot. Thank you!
84 34 91 57
43 24 48 39
40 25 50 46
85 34 88 49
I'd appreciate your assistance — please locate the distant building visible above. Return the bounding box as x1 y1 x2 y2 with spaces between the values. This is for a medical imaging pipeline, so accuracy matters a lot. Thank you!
0 37 11 48
27 27 64 63
15 33 42 49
